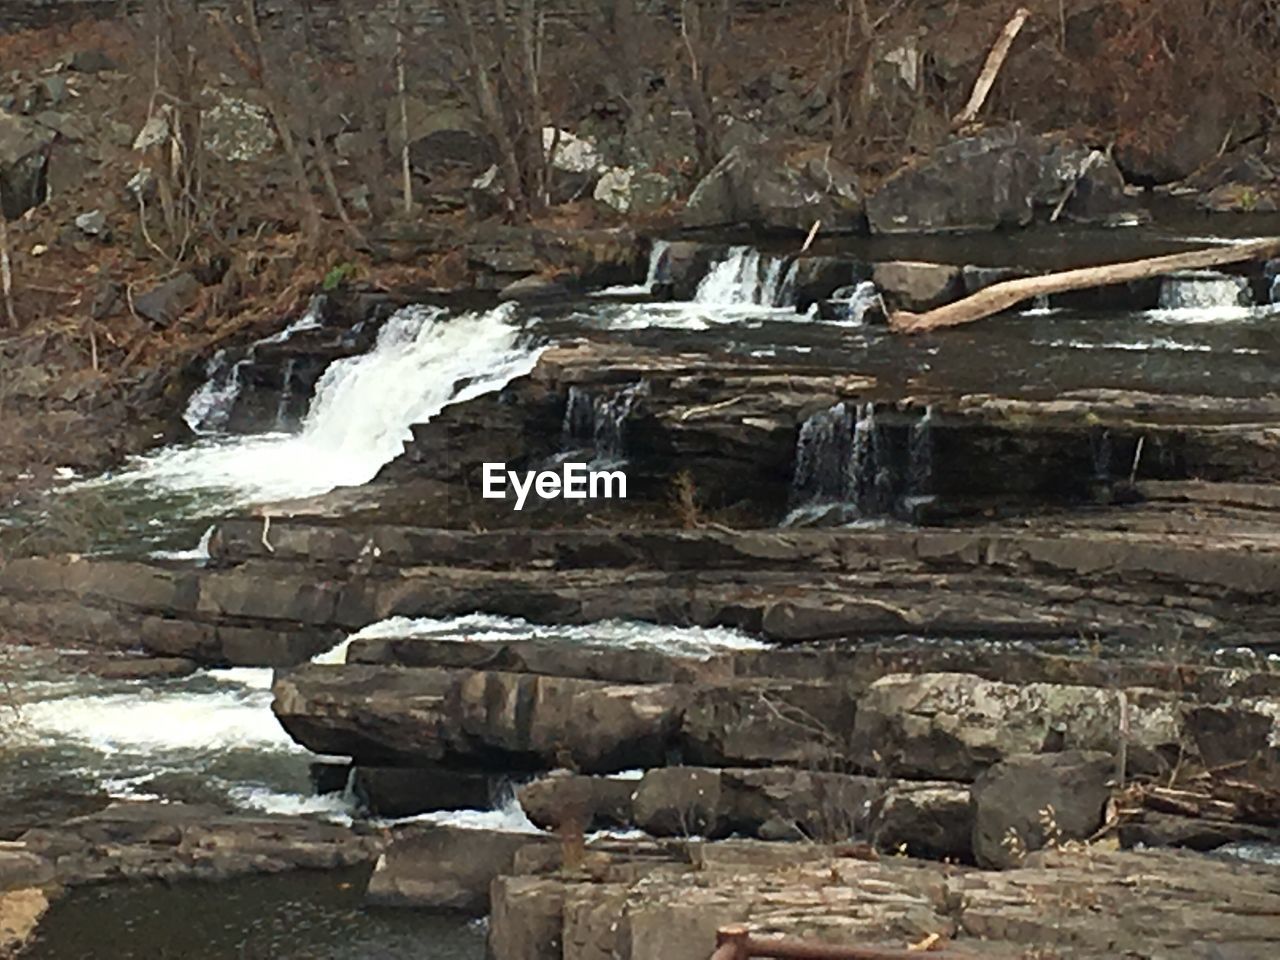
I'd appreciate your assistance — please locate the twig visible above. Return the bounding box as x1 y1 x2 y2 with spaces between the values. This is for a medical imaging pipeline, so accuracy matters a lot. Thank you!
800 219 821 253
1129 436 1145 484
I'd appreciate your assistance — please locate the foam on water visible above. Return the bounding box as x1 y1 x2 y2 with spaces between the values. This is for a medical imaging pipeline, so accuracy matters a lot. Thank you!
75 304 541 510
18 669 296 756
312 612 768 665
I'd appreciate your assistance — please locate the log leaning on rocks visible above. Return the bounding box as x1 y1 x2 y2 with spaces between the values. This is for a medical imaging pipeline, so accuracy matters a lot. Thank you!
890 237 1280 333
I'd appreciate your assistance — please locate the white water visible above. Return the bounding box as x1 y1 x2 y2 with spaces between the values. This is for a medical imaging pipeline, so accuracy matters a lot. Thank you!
77 304 541 510
695 246 791 306
312 612 769 666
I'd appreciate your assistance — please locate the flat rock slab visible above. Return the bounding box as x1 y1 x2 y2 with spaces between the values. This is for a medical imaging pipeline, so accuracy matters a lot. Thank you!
490 841 1280 960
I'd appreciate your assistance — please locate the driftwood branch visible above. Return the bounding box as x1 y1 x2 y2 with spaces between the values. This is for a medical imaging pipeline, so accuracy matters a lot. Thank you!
891 237 1280 334
952 7 1030 129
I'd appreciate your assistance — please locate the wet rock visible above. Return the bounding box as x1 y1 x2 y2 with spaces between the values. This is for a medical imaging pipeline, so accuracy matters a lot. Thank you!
850 673 1185 780
17 802 378 886
961 265 1028 295
785 256 868 310
682 142 864 234
133 272 200 326
871 261 963 311
0 108 55 219
497 274 571 303
1119 812 1280 853
81 655 198 680
352 766 494 819
518 772 636 832
365 823 549 914
971 751 1113 869
650 241 727 300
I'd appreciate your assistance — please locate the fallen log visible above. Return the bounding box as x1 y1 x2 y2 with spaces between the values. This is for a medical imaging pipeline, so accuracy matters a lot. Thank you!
890 236 1280 333
952 7 1031 130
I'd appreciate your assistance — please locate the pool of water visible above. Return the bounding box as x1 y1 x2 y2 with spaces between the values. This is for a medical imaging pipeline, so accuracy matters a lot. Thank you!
24 866 486 960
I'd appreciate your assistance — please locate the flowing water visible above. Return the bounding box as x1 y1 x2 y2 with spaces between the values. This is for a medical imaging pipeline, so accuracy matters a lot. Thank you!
7 222 1280 953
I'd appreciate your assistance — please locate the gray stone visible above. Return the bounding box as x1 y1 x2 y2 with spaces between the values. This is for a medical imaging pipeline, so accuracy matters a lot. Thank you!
497 274 571 303
365 823 549 914
871 261 963 311
74 209 105 236
203 93 276 162
633 768 725 838
133 272 200 326
0 109 55 219
971 750 1114 869
683 142 863 234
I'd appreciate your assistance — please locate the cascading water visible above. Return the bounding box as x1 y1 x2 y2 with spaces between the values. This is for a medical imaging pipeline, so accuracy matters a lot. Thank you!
907 406 936 500
561 380 649 463
82 303 542 510
1152 270 1255 322
183 296 325 434
695 246 792 307
787 401 894 523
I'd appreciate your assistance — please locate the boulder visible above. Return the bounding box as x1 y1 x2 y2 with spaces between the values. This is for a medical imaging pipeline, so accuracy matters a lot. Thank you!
650 241 728 300
272 663 685 772
518 772 637 832
785 256 869 310
871 261 963 311
632 768 725 838
497 274 572 304
133 272 200 327
866 126 1134 234
202 93 276 163
352 766 494 819
365 823 549 914
682 142 864 234
870 784 973 861
405 106 495 175
970 751 1114 869
1185 702 1280 791
850 673 1185 780
0 888 49 959
594 167 675 215
0 109 55 219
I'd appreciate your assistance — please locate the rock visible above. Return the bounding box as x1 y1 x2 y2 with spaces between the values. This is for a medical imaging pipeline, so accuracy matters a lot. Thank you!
74 209 105 236
518 772 636 832
39 75 67 107
785 257 868 310
961 265 1028 295
133 272 201 326
352 766 494 819
81 655 198 680
405 106 495 175
682 142 864 234
272 663 685 773
815 281 884 324
0 888 49 958
871 261 963 311
594 167 676 215
365 823 548 913
650 241 728 300
69 48 118 73
1185 702 1280 791
970 751 1113 869
203 93 276 162
633 768 725 838
18 802 377 886
866 126 1135 234
0 849 53 891
0 108 55 219
870 784 973 861
497 274 571 303
544 127 603 174
850 673 1185 780
1119 812 1280 852
1115 91 1236 185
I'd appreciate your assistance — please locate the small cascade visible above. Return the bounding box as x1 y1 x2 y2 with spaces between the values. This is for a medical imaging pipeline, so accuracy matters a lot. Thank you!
274 358 298 431
182 296 325 435
907 406 937 499
788 401 896 522
1158 271 1252 311
644 239 670 290
694 246 792 307
820 280 882 324
562 380 649 463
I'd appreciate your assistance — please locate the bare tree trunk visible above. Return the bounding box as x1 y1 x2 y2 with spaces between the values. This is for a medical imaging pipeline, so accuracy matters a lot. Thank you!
0 186 16 328
952 7 1031 129
891 238 1280 333
396 0 413 215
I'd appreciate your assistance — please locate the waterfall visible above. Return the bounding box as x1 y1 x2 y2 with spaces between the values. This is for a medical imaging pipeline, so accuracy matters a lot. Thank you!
695 246 792 306
562 380 649 463
788 401 894 522
907 406 936 499
274 358 298 431
92 303 542 508
821 280 881 324
183 296 325 434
